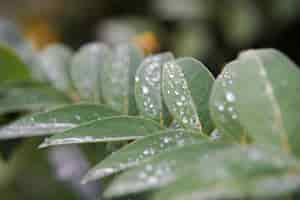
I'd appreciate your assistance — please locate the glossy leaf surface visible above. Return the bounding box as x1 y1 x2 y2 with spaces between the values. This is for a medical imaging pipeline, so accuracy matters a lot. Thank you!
0 104 118 140
177 58 215 133
210 49 300 155
39 116 161 148
135 52 174 122
153 146 300 200
162 58 214 133
82 129 205 183
104 142 228 197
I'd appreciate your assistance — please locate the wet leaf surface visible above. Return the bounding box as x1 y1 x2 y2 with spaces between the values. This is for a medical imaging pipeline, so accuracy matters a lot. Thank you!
0 104 118 140
135 52 174 123
210 49 300 155
82 129 206 183
39 116 161 148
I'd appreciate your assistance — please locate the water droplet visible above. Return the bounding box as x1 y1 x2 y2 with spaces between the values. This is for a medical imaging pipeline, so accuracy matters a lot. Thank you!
225 92 236 102
176 101 183 106
147 176 158 184
142 86 149 94
163 137 171 144
180 96 186 101
182 117 188 124
143 149 150 156
145 164 153 172
75 115 81 121
217 104 224 111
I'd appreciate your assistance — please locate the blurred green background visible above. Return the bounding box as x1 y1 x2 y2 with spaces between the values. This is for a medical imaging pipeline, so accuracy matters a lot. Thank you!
0 0 300 199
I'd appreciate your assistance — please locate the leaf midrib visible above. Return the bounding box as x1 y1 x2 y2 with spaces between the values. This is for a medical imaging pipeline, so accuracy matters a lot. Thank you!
249 51 290 152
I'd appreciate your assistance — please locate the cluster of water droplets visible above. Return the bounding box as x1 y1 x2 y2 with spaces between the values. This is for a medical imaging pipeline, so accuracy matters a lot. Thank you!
137 61 161 116
126 131 189 167
136 53 173 118
83 131 192 183
164 62 201 129
214 70 239 122
137 160 176 186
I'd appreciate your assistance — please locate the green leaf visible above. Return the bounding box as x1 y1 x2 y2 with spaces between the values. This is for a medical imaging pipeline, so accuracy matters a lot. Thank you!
162 58 214 133
0 45 31 84
177 57 215 133
38 44 73 92
209 60 246 142
101 43 144 114
0 82 70 115
210 49 300 155
152 146 300 200
0 104 118 140
135 52 174 124
82 129 206 183
39 116 162 148
104 142 228 198
71 42 112 103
